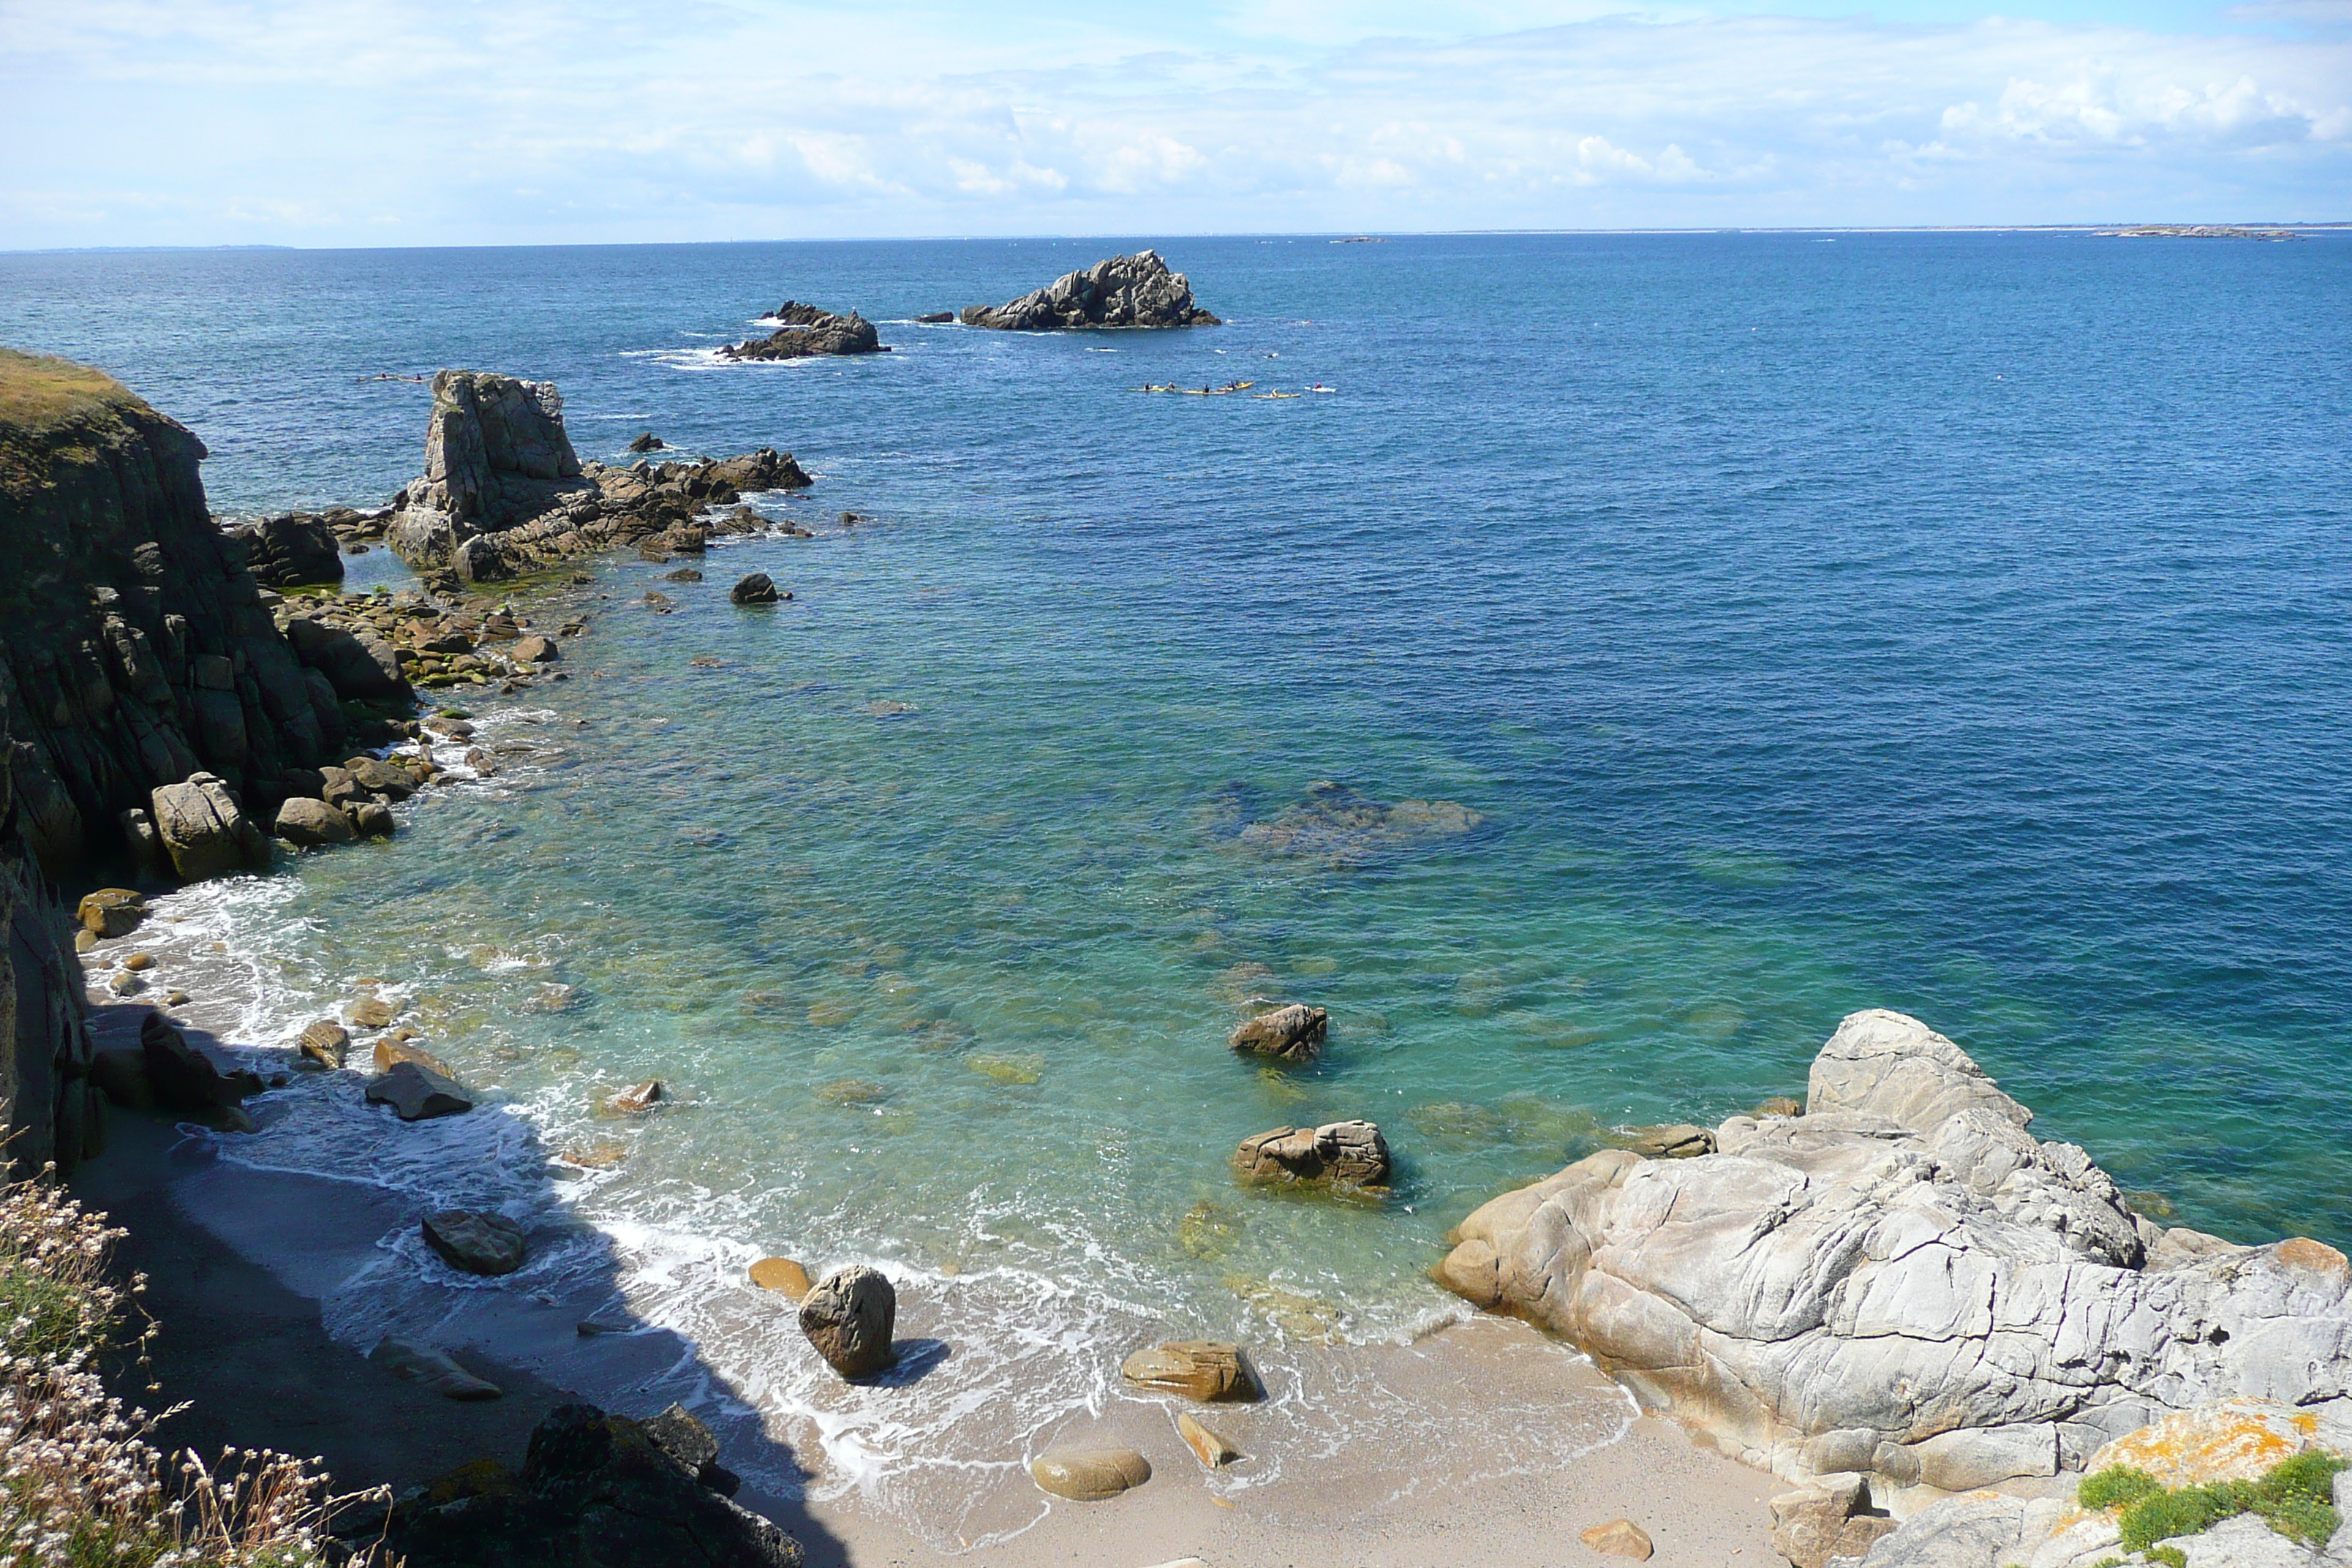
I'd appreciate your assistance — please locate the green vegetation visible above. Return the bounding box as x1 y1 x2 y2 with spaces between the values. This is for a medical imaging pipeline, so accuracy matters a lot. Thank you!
0 1169 381 1566
0 347 142 431
2076 1450 2348 1559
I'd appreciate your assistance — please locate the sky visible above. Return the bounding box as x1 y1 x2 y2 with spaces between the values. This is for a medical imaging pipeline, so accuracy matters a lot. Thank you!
1 0 2346 246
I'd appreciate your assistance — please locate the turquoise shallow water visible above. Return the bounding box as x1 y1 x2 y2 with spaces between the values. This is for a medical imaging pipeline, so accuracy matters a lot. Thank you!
5 233 2352 1517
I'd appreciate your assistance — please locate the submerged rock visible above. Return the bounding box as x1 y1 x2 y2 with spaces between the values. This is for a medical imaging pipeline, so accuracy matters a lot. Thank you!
1227 1003 1327 1063
1231 780 1484 865
1436 1009 2352 1495
799 1264 895 1378
962 252 1218 329
380 1403 802 1567
1120 1341 1262 1403
1029 1447 1151 1501
1232 1120 1390 1188
749 1257 812 1300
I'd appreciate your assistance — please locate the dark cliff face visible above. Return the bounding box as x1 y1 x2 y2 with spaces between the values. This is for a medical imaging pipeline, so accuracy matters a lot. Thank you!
0 348 336 875
0 674 99 1180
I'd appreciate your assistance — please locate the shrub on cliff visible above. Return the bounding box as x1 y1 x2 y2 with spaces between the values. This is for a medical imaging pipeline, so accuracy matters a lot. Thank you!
2077 1450 2348 1557
0 1167 384 1567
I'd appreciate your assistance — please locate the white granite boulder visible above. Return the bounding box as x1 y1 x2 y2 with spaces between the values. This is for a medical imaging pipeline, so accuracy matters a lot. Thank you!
1436 1010 2352 1499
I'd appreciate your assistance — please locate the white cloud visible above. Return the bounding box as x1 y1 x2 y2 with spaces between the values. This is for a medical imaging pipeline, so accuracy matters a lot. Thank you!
0 1 2345 244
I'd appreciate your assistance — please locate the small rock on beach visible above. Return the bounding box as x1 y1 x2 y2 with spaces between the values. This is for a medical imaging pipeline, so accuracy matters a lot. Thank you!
1120 1341 1262 1403
799 1264 896 1378
1177 1412 1241 1469
1580 1519 1654 1561
1029 1447 1152 1501
369 1336 502 1401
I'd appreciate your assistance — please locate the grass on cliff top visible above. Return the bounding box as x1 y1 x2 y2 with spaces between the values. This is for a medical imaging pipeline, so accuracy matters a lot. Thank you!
2080 1450 2347 1563
0 347 157 496
0 347 147 432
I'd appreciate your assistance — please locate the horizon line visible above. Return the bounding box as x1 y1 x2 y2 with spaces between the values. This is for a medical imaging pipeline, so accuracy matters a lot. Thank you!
9 221 2352 257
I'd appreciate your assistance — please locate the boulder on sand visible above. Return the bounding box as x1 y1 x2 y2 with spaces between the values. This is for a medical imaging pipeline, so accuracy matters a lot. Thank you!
1029 1447 1151 1501
1769 1475 1894 1568
1580 1519 1654 1561
423 1209 527 1275
799 1264 896 1378
1227 1003 1327 1063
140 1009 260 1112
962 252 1218 329
150 773 270 882
1120 1341 1261 1403
1233 1120 1390 1188
1436 1009 2352 1496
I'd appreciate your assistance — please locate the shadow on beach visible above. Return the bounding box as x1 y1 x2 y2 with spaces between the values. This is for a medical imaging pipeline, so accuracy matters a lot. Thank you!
72 1000 859 1568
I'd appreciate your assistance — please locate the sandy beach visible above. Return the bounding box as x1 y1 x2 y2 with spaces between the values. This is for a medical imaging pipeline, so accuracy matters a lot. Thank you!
74 1058 1782 1568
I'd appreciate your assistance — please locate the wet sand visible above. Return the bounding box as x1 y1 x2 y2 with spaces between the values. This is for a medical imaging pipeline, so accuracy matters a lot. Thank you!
75 1082 1782 1568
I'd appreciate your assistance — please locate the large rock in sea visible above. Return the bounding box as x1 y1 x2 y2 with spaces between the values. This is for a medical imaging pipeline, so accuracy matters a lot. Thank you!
382 369 815 584
0 350 335 873
1232 1120 1390 1188
1436 1009 2352 1499
719 304 888 361
799 1264 896 1379
960 251 1219 330
1228 1002 1327 1062
380 1403 803 1567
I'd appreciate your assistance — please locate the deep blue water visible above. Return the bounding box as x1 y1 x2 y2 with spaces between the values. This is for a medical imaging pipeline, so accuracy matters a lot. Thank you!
4 231 2349 1272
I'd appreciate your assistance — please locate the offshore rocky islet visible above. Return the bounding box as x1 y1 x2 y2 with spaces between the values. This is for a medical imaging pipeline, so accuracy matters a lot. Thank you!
4 239 2352 1561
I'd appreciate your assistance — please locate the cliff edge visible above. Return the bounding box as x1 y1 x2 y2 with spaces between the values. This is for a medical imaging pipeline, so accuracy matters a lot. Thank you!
0 349 336 872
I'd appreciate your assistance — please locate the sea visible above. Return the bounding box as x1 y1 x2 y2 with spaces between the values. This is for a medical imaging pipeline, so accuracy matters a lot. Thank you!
4 232 2349 1539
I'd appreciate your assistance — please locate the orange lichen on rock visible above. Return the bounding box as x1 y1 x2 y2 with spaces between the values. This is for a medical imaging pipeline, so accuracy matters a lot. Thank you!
2272 1237 2351 1278
2086 1398 2315 1491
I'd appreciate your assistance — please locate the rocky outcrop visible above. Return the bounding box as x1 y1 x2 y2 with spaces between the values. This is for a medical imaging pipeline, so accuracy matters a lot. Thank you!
960 252 1219 330
729 573 782 606
224 512 344 588
1436 1010 2352 1500
382 370 812 585
1232 1120 1389 1188
376 1403 802 1567
719 304 887 361
799 1264 895 1378
0 349 337 871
